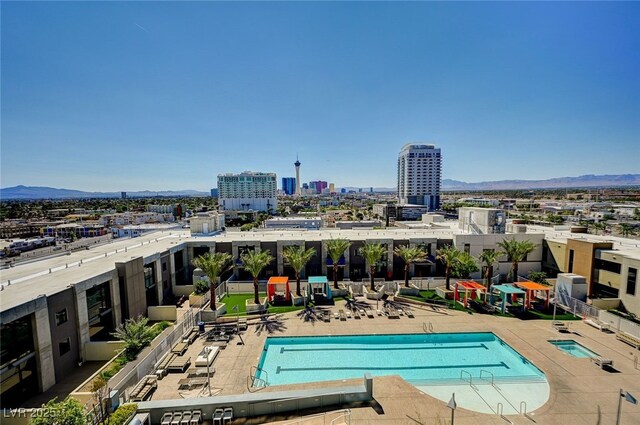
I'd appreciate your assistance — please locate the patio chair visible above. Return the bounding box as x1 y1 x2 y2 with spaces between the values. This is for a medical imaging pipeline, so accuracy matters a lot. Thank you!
213 408 224 425
222 407 233 424
552 321 569 332
170 412 182 425
592 356 614 369
161 413 173 425
180 411 192 425
190 410 202 425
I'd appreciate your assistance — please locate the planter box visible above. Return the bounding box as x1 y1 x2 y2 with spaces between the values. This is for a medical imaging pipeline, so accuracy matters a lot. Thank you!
200 303 227 322
436 287 454 300
189 293 208 308
398 284 420 297
246 297 268 314
363 286 382 300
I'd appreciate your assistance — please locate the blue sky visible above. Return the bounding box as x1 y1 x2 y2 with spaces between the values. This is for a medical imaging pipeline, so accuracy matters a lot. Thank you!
2 2 639 191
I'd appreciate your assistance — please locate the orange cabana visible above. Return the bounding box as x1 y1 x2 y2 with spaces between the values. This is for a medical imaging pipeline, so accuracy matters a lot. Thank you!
267 276 290 303
455 280 487 308
515 281 550 309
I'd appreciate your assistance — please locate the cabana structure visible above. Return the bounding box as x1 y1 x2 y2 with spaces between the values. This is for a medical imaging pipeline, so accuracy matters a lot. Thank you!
490 284 526 314
267 276 290 303
515 281 550 310
454 281 487 308
308 276 332 300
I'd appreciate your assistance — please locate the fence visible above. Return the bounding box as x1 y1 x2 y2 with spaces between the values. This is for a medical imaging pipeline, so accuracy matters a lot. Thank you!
111 309 198 401
599 310 640 337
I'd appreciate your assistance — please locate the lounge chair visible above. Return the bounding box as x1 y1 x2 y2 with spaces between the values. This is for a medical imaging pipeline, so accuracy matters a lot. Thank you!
592 356 614 369
404 308 415 318
584 318 609 332
161 413 173 425
168 356 191 373
190 410 202 425
172 341 188 356
552 321 569 332
171 412 182 425
386 307 399 319
346 310 352 318
222 407 233 424
334 311 339 319
213 409 224 425
353 310 361 319
338 309 347 321
323 313 331 322
366 309 374 318
616 332 640 349
376 309 383 316
181 411 192 425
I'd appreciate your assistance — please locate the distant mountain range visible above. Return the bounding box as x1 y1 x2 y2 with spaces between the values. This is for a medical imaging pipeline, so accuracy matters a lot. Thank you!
441 174 640 191
0 185 210 200
1 174 638 199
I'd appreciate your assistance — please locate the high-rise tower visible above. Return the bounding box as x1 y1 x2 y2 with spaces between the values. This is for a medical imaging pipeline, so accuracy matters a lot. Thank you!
397 143 441 210
294 156 301 196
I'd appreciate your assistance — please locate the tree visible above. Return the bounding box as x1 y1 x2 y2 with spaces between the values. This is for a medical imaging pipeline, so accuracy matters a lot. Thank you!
618 223 635 238
528 271 549 285
592 222 606 235
241 248 274 305
283 245 317 296
191 252 233 311
478 249 503 289
393 245 427 287
30 397 89 425
437 245 461 291
497 238 536 282
451 252 479 279
111 316 154 360
360 242 387 291
326 239 351 289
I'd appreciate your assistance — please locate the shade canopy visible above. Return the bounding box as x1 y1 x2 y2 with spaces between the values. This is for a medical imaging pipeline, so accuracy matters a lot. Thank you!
515 281 550 309
308 276 332 299
455 280 487 307
492 284 526 294
267 276 290 302
490 284 526 314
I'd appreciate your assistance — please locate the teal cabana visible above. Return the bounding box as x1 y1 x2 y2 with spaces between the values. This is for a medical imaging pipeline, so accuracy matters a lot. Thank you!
308 276 332 300
490 284 526 314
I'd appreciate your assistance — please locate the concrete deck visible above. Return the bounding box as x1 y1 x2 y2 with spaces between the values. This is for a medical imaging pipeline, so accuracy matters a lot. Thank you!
143 299 640 424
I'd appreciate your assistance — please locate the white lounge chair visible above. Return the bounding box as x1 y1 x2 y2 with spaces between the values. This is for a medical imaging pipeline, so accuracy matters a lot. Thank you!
592 356 614 369
161 413 173 425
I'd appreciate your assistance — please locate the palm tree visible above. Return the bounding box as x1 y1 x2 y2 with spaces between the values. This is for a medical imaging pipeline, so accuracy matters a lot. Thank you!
360 242 387 291
111 315 154 360
593 222 606 235
451 252 479 279
478 249 503 289
393 245 427 287
618 223 635 238
283 245 317 296
241 248 274 305
437 245 461 290
326 239 351 289
191 252 233 311
497 238 536 282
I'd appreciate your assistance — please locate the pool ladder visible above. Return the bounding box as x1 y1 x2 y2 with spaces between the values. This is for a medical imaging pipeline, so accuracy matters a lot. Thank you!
247 366 268 392
423 321 434 333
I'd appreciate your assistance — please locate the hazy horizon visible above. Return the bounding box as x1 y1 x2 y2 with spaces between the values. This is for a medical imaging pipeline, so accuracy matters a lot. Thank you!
2 2 639 191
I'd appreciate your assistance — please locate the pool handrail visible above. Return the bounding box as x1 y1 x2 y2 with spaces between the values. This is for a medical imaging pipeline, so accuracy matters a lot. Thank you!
460 370 473 386
479 369 495 385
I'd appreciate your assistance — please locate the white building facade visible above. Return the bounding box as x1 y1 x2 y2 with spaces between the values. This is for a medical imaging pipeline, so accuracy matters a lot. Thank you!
218 171 278 212
397 143 442 210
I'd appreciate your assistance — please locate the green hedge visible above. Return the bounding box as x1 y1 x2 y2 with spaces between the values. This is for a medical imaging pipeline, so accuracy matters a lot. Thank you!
106 403 137 425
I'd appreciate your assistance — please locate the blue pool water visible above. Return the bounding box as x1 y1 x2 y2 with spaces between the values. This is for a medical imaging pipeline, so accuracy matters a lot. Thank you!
549 340 598 358
256 333 546 386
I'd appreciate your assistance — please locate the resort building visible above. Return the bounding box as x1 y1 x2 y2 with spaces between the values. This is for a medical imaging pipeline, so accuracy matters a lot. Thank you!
1 220 639 416
217 171 277 212
397 143 442 210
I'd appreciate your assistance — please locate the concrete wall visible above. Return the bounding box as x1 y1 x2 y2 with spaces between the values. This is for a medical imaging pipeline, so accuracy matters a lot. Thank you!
565 239 613 288
116 256 146 319
46 288 80 382
84 341 126 361
148 306 178 321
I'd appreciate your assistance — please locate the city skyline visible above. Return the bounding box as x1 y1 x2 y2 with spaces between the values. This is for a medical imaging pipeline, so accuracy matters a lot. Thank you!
2 2 639 192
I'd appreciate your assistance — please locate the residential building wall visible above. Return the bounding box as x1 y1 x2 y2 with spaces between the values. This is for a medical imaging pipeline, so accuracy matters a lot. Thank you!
397 143 441 210
218 172 277 212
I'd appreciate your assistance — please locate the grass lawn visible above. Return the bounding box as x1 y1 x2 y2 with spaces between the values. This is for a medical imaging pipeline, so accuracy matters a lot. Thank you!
524 309 581 321
220 293 305 316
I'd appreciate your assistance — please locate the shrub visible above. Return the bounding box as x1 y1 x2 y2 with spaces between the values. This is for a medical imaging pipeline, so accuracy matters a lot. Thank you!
111 316 155 360
106 403 137 425
193 279 210 295
30 397 89 425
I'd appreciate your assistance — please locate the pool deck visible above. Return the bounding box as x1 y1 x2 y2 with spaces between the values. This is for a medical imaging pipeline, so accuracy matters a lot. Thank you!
149 299 640 424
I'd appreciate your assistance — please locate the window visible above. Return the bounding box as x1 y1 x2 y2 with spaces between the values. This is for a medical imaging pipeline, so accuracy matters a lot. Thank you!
568 250 575 273
55 309 68 326
627 268 638 296
59 338 71 356
162 262 167 271
464 244 470 254
594 259 622 274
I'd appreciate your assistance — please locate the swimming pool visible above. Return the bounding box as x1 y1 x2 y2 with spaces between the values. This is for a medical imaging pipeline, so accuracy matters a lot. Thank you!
256 332 545 386
549 340 598 358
